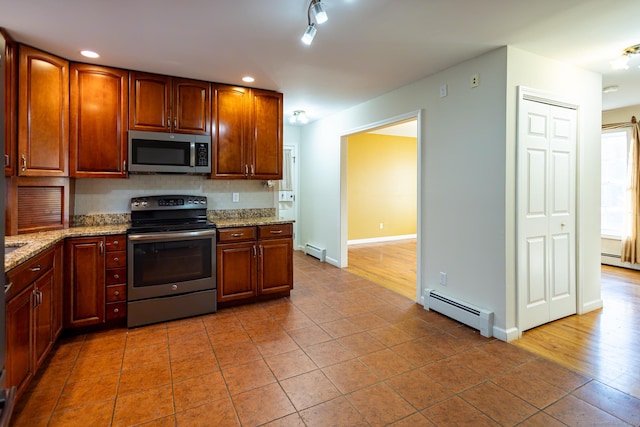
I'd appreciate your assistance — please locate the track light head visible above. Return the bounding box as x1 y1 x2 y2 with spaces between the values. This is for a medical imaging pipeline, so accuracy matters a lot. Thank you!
311 0 328 24
301 23 317 45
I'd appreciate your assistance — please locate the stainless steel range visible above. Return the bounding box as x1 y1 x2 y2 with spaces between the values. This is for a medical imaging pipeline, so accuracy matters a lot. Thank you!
127 195 216 328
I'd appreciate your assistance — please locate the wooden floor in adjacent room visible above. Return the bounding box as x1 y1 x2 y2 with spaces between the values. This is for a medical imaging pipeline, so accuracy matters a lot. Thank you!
346 239 417 300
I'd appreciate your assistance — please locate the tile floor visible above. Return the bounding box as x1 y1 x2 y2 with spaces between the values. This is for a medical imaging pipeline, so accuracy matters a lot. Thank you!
12 251 640 426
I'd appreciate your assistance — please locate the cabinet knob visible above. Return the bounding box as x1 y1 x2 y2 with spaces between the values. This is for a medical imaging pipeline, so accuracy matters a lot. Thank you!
113 274 120 280
113 308 119 313
113 240 119 246
114 290 120 296
113 257 119 263
231 233 244 237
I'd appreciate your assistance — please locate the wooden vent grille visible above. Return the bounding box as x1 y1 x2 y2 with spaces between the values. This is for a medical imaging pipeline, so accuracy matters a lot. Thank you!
18 186 64 232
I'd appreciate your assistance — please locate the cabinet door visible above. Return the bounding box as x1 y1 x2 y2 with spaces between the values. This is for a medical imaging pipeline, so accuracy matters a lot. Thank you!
173 78 210 135
212 85 249 178
2 29 17 176
217 242 257 302
129 71 171 132
6 285 34 396
33 268 54 369
249 89 283 180
18 45 69 177
51 242 64 340
70 63 128 178
258 238 293 294
65 237 105 328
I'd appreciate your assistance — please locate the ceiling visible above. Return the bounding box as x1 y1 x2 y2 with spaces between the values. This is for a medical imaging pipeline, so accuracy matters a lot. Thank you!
2 0 640 123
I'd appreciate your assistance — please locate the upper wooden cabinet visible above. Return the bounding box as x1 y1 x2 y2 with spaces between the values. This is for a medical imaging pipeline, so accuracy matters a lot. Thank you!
70 63 128 178
129 71 210 135
18 45 69 177
212 86 282 180
2 29 18 176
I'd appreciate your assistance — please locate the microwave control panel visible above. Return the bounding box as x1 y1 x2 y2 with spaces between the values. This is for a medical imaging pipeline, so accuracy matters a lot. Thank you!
196 143 209 166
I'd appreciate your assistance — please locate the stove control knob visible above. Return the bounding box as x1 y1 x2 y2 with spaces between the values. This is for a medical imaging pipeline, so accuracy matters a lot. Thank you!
188 199 193 205
171 284 178 290
141 201 148 207
133 201 140 207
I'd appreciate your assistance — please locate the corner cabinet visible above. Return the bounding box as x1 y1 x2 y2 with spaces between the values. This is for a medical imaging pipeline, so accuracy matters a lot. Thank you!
212 86 282 180
217 223 292 306
18 45 69 177
129 71 210 135
6 242 63 398
70 63 128 178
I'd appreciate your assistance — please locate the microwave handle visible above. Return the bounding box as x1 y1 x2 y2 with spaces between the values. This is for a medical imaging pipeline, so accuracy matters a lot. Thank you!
190 142 196 167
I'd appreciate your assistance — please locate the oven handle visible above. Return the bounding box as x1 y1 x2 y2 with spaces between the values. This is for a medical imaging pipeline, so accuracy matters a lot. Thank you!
128 228 217 242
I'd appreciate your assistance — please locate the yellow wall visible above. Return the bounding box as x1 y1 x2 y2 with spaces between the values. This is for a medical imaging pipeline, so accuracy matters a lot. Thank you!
347 133 417 241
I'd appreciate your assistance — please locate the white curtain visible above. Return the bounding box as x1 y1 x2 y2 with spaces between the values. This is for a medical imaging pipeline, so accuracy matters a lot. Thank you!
280 149 293 191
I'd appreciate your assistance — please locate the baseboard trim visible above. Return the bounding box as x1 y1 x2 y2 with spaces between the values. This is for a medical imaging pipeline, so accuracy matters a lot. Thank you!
348 234 417 245
492 326 519 342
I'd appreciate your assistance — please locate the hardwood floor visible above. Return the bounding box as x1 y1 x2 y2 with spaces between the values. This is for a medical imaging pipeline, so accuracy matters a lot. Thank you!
346 241 640 399
346 239 417 299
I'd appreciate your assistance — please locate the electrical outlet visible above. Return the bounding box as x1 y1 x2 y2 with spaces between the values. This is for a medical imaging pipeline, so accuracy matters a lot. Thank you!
470 74 480 88
232 193 239 202
439 84 448 98
439 272 447 285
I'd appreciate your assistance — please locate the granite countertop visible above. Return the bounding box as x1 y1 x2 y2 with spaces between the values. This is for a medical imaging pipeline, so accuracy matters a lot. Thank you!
4 216 294 272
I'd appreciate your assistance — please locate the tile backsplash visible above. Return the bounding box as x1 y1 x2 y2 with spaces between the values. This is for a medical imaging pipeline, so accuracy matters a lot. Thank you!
74 175 278 215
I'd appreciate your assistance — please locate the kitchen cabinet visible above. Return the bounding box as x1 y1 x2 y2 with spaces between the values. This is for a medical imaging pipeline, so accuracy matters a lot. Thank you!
129 71 210 135
2 28 18 176
6 243 62 398
64 236 105 328
212 85 283 180
18 45 69 177
104 234 127 321
70 63 128 178
216 223 292 305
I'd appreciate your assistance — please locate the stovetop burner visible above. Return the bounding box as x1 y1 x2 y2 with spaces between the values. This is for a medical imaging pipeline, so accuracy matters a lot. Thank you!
128 195 216 233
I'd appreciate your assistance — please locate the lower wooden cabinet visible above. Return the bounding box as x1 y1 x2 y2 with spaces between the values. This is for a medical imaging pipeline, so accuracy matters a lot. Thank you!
6 242 62 398
217 223 293 305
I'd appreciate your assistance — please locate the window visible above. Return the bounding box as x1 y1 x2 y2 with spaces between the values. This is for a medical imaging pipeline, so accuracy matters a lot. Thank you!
601 128 632 238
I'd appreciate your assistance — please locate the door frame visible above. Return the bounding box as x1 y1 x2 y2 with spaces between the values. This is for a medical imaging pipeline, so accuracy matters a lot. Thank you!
516 87 580 337
339 109 423 302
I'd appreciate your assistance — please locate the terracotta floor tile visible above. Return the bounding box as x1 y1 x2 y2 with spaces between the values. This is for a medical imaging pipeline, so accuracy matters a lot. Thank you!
422 396 500 426
299 396 368 427
492 365 568 409
214 341 262 368
304 339 354 368
234 306 272 325
275 312 316 331
280 369 341 410
10 412 50 427
518 411 568 427
28 361 73 391
203 312 243 333
208 327 252 348
253 331 300 357
136 414 177 427
572 380 640 426
122 341 169 370
545 394 629 426
391 339 446 367
348 382 415 427
322 358 380 394
168 332 212 359
112 384 174 427
421 357 486 393
449 347 513 378
125 325 168 348
47 341 83 365
262 412 306 427
170 349 219 382
359 348 414 379
386 369 454 410
232 383 295 426
388 412 436 426
242 318 285 339
348 312 392 330
319 318 364 338
118 361 172 396
77 331 127 359
222 359 276 395
459 381 538 425
523 358 591 392
287 324 333 348
173 371 229 412
422 331 475 356
368 325 414 347
176 397 239 427
481 340 537 366
264 349 318 380
166 317 206 341
48 400 115 427
55 373 119 412
68 352 123 383
338 331 386 357
393 317 437 339
12 385 62 425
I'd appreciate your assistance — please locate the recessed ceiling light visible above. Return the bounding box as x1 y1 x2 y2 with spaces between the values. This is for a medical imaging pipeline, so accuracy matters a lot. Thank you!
242 76 255 83
80 50 100 58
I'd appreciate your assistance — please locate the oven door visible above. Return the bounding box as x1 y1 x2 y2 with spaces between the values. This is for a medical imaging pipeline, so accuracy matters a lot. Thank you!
127 229 216 301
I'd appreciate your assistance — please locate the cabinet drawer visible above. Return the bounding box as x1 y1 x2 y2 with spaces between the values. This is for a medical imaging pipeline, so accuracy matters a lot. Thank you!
258 223 292 239
106 251 126 268
106 301 126 320
105 235 125 252
106 267 126 285
217 227 256 243
6 247 55 299
106 284 126 302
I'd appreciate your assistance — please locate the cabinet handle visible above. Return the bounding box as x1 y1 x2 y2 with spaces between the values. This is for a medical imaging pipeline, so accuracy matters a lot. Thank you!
270 230 283 234
245 164 249 176
231 233 244 237
21 154 26 172
99 241 104 255
114 290 120 296
29 265 42 272
174 118 177 129
113 308 119 313
4 154 8 167
259 246 263 257
253 245 257 258
39 290 43 306
123 160 127 171
32 289 38 308
113 274 120 280
167 118 171 129
4 282 12 294
250 164 255 175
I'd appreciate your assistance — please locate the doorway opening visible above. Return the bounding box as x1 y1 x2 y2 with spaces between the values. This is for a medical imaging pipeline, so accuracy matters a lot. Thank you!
340 112 421 301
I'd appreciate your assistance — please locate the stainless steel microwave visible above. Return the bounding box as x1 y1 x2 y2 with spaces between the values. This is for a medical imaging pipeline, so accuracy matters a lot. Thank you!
128 130 211 174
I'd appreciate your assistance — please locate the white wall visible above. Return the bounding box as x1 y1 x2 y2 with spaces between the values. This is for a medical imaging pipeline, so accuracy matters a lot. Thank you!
298 45 602 341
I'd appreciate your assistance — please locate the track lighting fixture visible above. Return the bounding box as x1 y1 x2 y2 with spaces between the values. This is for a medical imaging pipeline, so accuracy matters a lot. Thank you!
611 43 640 70
301 0 328 46
289 110 309 125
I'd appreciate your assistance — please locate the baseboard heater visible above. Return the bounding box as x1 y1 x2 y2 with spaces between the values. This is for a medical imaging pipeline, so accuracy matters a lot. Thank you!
424 288 493 338
304 243 326 262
